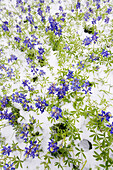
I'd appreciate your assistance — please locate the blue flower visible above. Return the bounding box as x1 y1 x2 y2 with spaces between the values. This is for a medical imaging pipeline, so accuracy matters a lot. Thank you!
24 141 39 158
8 55 17 63
2 21 9 32
107 122 113 134
14 37 21 43
82 81 92 94
71 78 81 92
76 2 80 9
77 61 84 70
83 37 92 46
84 12 90 21
105 16 109 23
101 49 110 57
98 110 112 122
3 163 15 170
48 82 58 95
91 32 98 44
1 146 12 156
51 106 62 120
106 7 112 14
35 97 48 113
48 139 59 153
66 70 74 79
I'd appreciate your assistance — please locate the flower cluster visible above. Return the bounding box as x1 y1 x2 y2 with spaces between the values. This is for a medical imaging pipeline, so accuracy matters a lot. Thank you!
51 106 62 120
98 110 112 122
0 95 9 108
2 21 9 32
34 96 48 113
1 146 12 156
46 15 62 36
24 141 39 158
48 139 59 153
3 163 15 170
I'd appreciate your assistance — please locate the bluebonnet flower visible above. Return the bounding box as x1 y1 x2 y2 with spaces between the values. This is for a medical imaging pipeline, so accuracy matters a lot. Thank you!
0 64 7 71
3 163 15 170
14 37 21 43
89 8 93 13
0 95 9 108
76 1 80 9
34 97 48 113
101 49 110 57
96 3 100 9
26 57 33 64
77 61 84 70
59 6 63 12
71 78 81 92
83 37 92 46
66 70 74 79
106 7 112 14
24 141 39 158
8 55 17 63
37 7 43 16
51 106 62 120
39 70 46 76
26 13 34 25
40 0 44 3
23 103 34 111
48 82 57 94
105 16 109 23
91 32 98 44
107 122 113 134
89 53 99 61
1 146 12 156
38 47 45 55
46 6 50 13
20 5 26 13
92 18 96 25
22 80 30 87
31 65 38 75
12 92 20 103
48 139 59 153
16 25 22 33
63 44 70 50
84 12 90 21
98 110 112 122
56 84 66 99
82 81 92 94
16 0 23 7
7 68 15 79
2 21 9 32
97 15 102 21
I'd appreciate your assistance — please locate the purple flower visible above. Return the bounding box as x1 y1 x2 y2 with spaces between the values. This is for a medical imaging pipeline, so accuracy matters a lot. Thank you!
35 97 48 113
107 122 113 134
2 21 9 32
83 37 92 46
84 12 90 21
77 61 84 70
14 37 21 43
1 146 12 156
76 2 80 9
16 25 22 33
24 141 39 158
8 55 17 63
3 163 15 170
105 16 109 23
51 106 62 120
71 78 81 92
97 15 102 21
92 18 96 25
63 44 70 50
66 70 74 79
106 7 112 14
91 32 98 43
48 139 59 153
82 81 92 94
101 49 110 57
98 110 112 122
48 82 58 95
38 47 45 55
